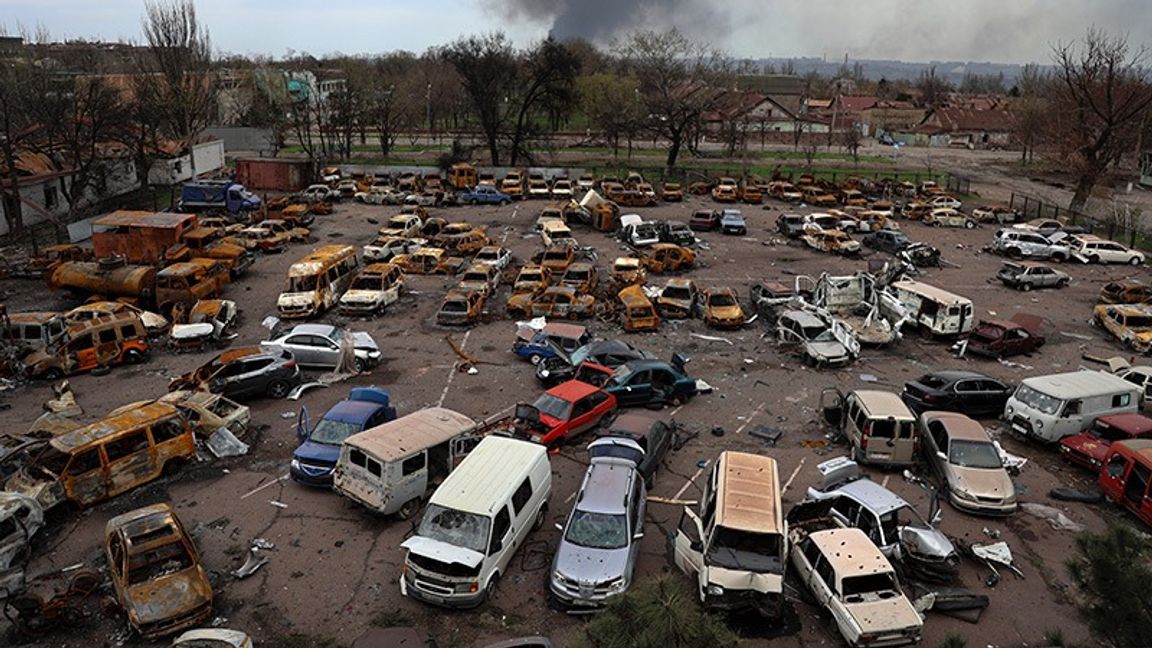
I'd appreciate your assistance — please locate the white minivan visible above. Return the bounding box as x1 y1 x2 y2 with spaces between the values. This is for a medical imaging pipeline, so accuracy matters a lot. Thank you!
400 435 552 608
1005 370 1140 442
333 407 483 519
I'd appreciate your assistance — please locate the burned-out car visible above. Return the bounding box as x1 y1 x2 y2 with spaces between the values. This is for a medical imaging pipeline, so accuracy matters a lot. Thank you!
506 287 596 321
802 228 861 256
657 221 695 246
361 235 425 263
805 457 960 583
513 264 552 294
963 315 1046 359
697 287 747 329
0 492 44 597
168 299 238 350
168 347 301 400
392 247 466 276
436 289 486 326
109 390 251 440
642 243 696 273
610 257 648 288
776 213 806 239
1093 303 1152 353
655 278 699 319
104 503 213 639
1100 279 1152 305
749 280 795 319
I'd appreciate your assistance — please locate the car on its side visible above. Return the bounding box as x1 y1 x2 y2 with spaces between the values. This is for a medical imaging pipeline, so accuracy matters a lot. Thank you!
1059 413 1152 471
901 370 1012 417
261 324 381 373
549 437 646 611
919 411 1017 515
291 387 397 487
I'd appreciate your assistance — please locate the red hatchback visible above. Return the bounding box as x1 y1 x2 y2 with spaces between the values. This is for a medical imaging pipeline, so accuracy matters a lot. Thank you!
515 380 617 447
1059 413 1152 471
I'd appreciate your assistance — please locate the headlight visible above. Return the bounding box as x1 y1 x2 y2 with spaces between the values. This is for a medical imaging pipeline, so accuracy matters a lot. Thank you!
1005 405 1014 416
552 570 566 585
540 369 550 378
706 585 724 597
290 459 300 470
607 577 627 594
952 488 978 502
368 350 382 359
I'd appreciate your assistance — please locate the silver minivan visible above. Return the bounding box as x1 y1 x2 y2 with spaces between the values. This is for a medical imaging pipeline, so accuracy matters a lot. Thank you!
550 438 646 611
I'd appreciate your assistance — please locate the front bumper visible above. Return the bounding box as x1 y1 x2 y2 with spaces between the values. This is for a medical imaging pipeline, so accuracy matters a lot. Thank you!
290 460 335 487
401 571 486 609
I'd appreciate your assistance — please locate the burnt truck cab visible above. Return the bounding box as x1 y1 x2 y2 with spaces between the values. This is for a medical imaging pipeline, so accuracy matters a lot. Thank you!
1099 439 1152 528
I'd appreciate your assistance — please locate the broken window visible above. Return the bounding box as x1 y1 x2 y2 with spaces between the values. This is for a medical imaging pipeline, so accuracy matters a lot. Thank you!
401 452 426 477
67 448 101 476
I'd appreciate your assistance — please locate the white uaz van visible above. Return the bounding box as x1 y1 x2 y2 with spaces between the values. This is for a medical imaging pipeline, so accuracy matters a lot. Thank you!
1005 370 1140 442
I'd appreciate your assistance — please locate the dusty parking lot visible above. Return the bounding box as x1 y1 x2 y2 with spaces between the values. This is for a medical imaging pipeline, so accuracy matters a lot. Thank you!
3 189 1149 647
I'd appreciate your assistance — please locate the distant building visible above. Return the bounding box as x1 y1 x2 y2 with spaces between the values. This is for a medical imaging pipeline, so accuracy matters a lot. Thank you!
893 106 1016 148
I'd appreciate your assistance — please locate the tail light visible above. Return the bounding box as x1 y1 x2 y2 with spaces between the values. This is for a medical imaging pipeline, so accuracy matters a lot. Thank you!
923 394 936 403
283 361 297 369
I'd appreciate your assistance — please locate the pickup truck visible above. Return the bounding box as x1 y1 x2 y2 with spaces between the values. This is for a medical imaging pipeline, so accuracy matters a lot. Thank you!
460 185 512 205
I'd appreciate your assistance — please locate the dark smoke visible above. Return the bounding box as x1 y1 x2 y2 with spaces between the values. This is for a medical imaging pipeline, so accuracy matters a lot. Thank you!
484 0 735 44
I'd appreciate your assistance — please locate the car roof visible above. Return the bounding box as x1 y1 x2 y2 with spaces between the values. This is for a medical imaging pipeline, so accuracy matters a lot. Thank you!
345 408 475 462
430 436 547 515
1097 413 1152 434
548 379 604 402
289 323 337 337
323 399 388 425
853 390 914 418
833 479 909 515
605 412 666 438
715 451 781 533
916 370 993 384
1114 439 1152 464
922 411 991 442
781 309 825 327
577 462 634 515
1021 371 1137 400
53 402 180 454
808 527 893 576
541 323 587 340
618 359 676 374
106 502 176 537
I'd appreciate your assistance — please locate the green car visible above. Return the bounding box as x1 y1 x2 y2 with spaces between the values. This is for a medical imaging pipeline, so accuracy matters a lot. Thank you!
580 357 698 408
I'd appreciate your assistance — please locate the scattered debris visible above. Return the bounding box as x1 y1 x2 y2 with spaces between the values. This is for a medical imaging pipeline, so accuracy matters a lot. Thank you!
994 440 1027 473
287 382 329 401
1021 502 1085 532
206 427 249 458
279 411 295 419
749 426 784 446
982 527 1001 539
1049 487 1104 503
231 544 270 579
689 333 733 345
269 500 288 509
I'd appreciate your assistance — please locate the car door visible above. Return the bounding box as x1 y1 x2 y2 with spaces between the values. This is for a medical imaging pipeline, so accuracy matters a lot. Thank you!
615 370 653 407
672 507 706 583
568 394 599 435
62 447 108 506
103 430 156 499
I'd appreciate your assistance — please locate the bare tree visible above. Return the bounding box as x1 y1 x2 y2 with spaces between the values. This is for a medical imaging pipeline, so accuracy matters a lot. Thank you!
0 41 47 235
840 124 862 165
365 54 421 157
439 33 517 166
1052 29 1152 213
617 29 730 171
577 73 643 158
1012 97 1049 164
138 0 216 163
915 65 953 108
506 38 581 166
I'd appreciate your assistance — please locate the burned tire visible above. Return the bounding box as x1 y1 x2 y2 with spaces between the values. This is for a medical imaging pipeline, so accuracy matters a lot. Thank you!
266 380 291 399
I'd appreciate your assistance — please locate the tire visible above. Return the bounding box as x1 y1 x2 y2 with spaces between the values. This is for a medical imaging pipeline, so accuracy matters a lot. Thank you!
964 220 976 229
41 367 64 381
1130 256 1142 266
469 199 478 206
533 504 548 531
353 358 366 374
529 354 543 365
266 379 291 399
122 349 146 364
1090 255 1101 264
1008 248 1023 260
1058 279 1070 288
484 573 501 603
501 199 511 206
1020 283 1032 292
396 498 421 520
1051 253 1066 263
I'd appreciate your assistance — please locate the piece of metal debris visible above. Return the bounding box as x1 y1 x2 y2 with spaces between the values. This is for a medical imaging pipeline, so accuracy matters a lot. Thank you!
269 500 288 509
231 547 270 579
206 427 249 458
689 333 733 346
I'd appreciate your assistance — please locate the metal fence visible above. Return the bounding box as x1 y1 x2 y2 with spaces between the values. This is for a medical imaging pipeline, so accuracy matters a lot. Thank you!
1008 192 1149 250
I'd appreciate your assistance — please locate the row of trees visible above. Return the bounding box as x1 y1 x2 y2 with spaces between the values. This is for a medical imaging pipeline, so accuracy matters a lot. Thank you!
0 0 215 236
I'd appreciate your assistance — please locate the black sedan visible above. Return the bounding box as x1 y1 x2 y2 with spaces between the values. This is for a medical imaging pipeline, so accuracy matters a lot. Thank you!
597 412 675 488
535 339 654 387
901 370 1013 418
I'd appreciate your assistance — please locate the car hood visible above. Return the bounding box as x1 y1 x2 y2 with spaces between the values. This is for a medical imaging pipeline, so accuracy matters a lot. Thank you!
948 466 1015 501
170 323 215 340
124 568 212 625
294 440 341 464
553 542 632 585
277 293 315 307
708 306 744 319
401 536 484 569
351 331 379 351
899 524 957 561
658 297 693 309
341 290 382 303
845 596 922 635
806 340 849 360
4 469 65 510
138 312 170 332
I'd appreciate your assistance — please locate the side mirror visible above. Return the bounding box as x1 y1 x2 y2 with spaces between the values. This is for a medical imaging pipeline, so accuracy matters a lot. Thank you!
689 540 703 552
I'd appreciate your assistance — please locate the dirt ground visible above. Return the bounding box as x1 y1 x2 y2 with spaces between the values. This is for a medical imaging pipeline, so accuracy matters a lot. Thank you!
3 171 1150 647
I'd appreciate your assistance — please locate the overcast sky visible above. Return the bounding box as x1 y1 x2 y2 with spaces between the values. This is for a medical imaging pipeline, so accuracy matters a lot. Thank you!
3 0 1149 63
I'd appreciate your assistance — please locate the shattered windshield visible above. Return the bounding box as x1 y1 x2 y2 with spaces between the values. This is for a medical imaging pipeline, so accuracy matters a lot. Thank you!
948 440 1003 469
663 287 692 301
533 393 573 420
706 527 783 573
309 418 363 446
417 504 490 554
350 276 381 291
127 539 193 585
565 510 628 550
287 276 317 292
1014 384 1063 416
709 293 737 307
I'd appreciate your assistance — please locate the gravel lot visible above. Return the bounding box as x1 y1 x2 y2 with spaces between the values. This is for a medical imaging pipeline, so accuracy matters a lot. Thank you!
4 186 1148 647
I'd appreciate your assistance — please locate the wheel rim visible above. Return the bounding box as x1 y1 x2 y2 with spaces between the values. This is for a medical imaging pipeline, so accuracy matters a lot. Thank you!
269 381 289 398
530 354 542 365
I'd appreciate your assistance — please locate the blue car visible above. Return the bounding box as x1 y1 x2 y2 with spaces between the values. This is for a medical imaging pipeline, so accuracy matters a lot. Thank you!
512 322 592 365
460 185 512 205
291 387 397 487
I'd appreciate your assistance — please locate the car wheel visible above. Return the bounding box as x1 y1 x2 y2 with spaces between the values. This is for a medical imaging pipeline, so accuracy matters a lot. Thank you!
396 497 421 520
533 504 548 530
266 379 291 399
41 367 64 381
1008 248 1023 259
483 573 501 603
501 199 511 206
122 349 146 364
353 358 366 374
1090 255 1101 264
964 220 976 229
1058 278 1070 288
529 354 543 365
1130 256 1142 266
469 199 478 206
1020 283 1032 292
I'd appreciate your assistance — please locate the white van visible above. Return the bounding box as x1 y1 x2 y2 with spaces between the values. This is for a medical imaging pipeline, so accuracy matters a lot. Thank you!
888 280 973 337
1006 370 1140 442
400 435 551 608
333 408 482 519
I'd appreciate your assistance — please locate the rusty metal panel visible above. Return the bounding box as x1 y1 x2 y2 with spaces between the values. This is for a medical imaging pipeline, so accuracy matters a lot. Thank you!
237 158 311 191
92 211 197 264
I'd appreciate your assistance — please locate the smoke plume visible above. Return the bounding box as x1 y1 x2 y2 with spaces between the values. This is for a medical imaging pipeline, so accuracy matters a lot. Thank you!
483 0 735 45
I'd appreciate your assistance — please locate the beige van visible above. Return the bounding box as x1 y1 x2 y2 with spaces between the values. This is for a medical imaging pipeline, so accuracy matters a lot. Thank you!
671 451 787 619
823 389 918 467
6 402 196 510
